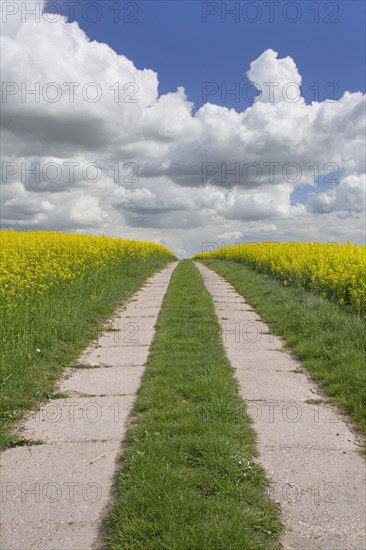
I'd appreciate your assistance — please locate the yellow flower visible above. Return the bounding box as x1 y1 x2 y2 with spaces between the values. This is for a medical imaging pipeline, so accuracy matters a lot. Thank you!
196 241 366 314
0 230 174 309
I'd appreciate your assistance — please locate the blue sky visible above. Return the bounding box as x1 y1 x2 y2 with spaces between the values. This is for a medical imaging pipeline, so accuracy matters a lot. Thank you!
48 0 365 111
2 0 365 254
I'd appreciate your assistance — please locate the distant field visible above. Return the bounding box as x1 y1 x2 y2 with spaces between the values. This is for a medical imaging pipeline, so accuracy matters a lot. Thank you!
0 230 175 449
0 230 175 309
195 242 366 315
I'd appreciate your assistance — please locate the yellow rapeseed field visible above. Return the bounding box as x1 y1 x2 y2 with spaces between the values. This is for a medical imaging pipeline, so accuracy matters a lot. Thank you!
0 230 175 308
197 242 366 313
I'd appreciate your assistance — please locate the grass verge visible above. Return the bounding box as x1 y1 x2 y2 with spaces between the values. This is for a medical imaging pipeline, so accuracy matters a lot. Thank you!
0 254 172 449
202 259 366 440
104 260 282 550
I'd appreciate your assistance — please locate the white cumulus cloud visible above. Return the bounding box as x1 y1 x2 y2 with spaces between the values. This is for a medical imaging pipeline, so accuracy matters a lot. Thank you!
1 8 365 255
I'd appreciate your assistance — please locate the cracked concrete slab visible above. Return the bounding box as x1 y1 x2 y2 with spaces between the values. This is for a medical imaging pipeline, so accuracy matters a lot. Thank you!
127 301 164 311
60 366 145 396
120 306 162 318
219 319 271 334
105 316 156 332
263 448 366 550
224 335 284 351
132 289 167 298
79 344 150 367
1 442 119 525
196 262 366 550
0 262 177 550
250 401 357 452
216 309 261 321
21 395 137 444
95 328 155 348
215 302 255 312
236 368 322 401
229 349 304 372
0 522 100 550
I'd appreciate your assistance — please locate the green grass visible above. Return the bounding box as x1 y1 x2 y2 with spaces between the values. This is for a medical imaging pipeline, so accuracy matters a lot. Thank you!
104 260 282 550
0 253 173 449
202 259 366 439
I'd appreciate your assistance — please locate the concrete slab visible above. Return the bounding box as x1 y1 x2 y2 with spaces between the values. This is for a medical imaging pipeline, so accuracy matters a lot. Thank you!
195 262 366 550
216 309 261 322
146 277 172 284
136 283 168 289
209 289 238 295
219 318 271 335
0 441 119 525
133 289 167 298
60 366 145 396
208 292 235 298
121 306 162 318
228 349 303 372
225 348 300 372
79 344 149 367
104 316 156 333
0 522 100 550
127 297 164 308
95 328 155 348
262 448 366 550
212 296 246 304
215 302 254 312
223 334 283 352
235 368 322 401
250 401 356 451
21 396 136 443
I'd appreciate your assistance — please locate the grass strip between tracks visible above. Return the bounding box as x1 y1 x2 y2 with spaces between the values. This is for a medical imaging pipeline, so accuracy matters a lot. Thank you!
104 260 282 550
